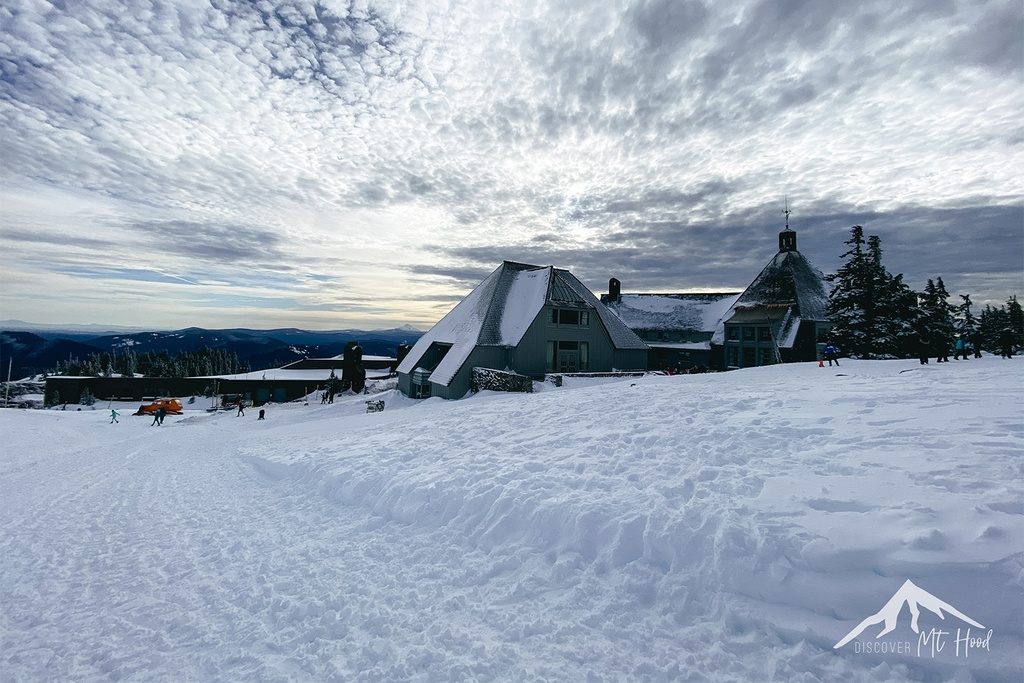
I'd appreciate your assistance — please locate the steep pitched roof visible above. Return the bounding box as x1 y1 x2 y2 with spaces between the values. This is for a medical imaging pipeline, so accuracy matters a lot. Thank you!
735 250 829 319
712 243 830 347
397 261 646 387
553 269 649 351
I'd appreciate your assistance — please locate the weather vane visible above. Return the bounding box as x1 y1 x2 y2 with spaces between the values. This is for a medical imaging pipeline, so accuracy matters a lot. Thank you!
783 195 791 231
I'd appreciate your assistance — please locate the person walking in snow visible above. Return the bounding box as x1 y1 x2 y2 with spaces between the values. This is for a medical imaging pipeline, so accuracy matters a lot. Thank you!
970 330 983 358
953 336 969 360
999 328 1015 359
236 400 245 417
110 409 119 423
151 407 162 426
258 408 265 420
823 343 840 366
912 331 929 364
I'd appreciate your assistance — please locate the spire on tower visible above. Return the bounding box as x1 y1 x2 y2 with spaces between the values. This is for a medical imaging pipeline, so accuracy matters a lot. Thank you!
779 198 797 252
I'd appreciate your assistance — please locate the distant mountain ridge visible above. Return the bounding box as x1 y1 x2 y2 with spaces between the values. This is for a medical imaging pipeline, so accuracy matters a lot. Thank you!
0 325 424 380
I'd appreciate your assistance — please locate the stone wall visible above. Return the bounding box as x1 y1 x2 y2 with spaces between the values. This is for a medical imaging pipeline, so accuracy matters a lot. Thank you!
470 367 534 394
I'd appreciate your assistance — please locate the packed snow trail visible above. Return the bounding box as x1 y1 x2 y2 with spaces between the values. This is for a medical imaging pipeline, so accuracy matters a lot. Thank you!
1 358 1022 682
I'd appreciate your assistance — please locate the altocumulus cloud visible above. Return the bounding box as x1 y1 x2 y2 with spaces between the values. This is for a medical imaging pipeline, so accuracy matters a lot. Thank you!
0 0 1020 330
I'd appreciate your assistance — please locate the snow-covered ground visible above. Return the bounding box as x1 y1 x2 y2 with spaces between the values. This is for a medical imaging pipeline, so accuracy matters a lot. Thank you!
1 358 1021 682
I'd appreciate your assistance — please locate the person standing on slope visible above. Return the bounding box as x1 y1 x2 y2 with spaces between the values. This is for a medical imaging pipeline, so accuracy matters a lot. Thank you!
999 328 1015 359
823 342 840 366
110 409 119 424
236 400 245 417
970 330 983 358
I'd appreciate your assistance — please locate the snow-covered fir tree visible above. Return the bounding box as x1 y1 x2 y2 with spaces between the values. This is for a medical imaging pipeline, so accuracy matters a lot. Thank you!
979 295 1024 353
918 278 956 357
865 235 918 357
827 226 917 358
826 226 871 355
956 294 978 337
1009 296 1024 349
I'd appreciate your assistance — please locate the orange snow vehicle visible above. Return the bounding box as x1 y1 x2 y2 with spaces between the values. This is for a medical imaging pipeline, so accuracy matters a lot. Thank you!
133 398 184 416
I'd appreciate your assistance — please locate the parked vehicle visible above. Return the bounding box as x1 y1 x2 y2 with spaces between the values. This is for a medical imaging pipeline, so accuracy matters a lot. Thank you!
133 398 184 415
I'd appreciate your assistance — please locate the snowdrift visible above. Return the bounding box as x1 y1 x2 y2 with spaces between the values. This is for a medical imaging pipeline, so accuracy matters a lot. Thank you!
1 358 1021 682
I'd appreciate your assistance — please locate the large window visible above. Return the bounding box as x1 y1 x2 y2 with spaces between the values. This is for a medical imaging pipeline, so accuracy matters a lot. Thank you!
549 308 590 326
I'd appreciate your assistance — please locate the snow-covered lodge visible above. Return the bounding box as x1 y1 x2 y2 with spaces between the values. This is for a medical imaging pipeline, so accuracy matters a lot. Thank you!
604 226 831 371
399 224 831 398
606 227 831 370
714 227 831 368
396 262 649 400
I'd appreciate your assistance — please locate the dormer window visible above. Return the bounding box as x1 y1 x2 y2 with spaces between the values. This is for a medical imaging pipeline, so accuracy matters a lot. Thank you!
549 308 589 326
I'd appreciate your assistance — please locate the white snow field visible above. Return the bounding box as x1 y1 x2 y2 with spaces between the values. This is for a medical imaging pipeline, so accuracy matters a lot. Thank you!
2 358 1022 682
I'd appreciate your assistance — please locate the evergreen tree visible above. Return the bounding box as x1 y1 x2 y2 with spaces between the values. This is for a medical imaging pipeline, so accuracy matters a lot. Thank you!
884 273 920 357
79 388 96 406
123 350 137 377
979 304 1002 351
826 226 872 356
1008 295 1024 351
826 226 917 358
979 297 1024 354
865 235 918 357
955 294 978 337
325 370 343 397
52 346 253 378
918 278 956 358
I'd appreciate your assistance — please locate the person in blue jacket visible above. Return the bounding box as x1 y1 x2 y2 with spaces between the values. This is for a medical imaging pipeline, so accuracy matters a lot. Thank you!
823 343 840 366
953 335 969 360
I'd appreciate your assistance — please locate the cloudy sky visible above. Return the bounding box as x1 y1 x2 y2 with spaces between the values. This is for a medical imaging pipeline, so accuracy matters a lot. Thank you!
1 0 1021 331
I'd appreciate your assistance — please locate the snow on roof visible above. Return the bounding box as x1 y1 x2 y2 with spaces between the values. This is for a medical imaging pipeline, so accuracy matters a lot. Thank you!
605 293 741 332
489 266 551 345
734 250 829 319
397 261 647 387
396 264 507 385
712 247 830 346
